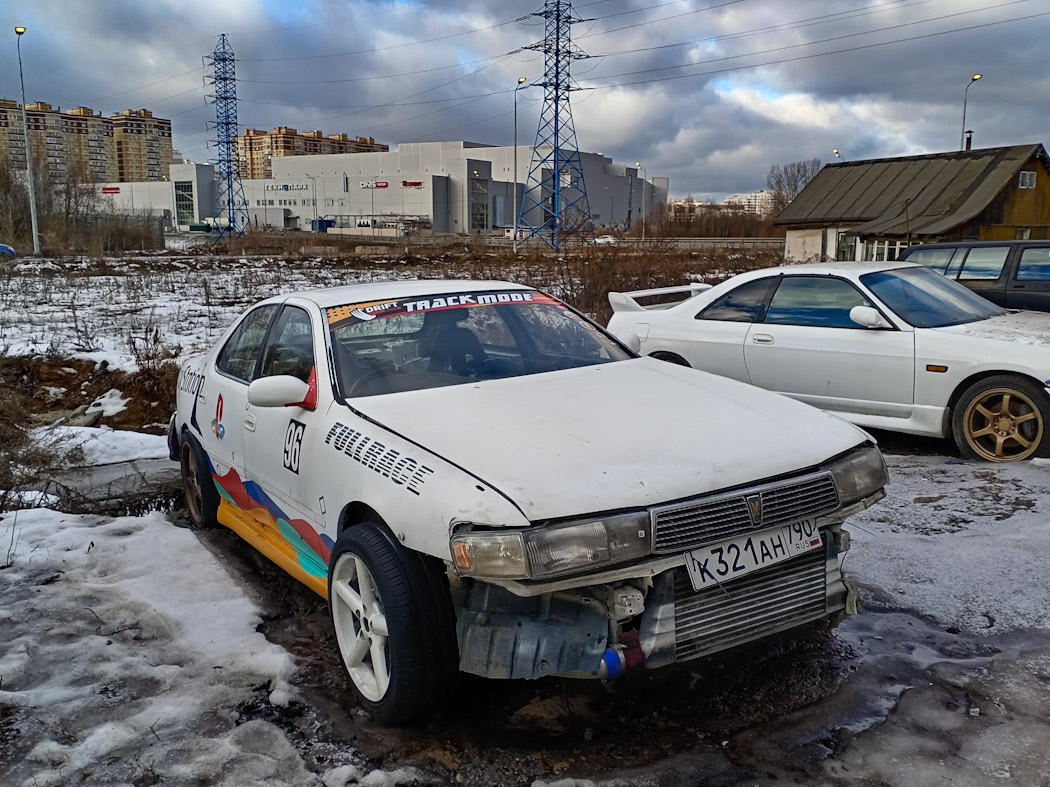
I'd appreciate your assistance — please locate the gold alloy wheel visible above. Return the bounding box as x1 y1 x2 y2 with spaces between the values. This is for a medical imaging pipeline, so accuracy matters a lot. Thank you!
182 444 204 523
961 386 1044 462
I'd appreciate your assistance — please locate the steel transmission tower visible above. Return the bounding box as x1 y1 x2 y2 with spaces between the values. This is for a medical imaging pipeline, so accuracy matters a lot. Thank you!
517 0 594 249
205 34 249 239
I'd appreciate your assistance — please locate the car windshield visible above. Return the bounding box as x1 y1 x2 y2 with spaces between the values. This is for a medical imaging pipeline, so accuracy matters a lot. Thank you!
860 266 1005 328
327 288 632 398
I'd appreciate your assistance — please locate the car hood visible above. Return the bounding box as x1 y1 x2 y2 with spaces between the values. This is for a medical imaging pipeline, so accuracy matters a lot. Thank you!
351 357 868 522
932 311 1050 349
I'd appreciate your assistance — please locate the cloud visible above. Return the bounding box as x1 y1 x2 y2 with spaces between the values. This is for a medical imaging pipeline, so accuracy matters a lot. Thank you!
6 0 1046 199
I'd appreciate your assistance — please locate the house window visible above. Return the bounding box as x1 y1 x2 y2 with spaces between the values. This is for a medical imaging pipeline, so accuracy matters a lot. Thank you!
1019 171 1037 189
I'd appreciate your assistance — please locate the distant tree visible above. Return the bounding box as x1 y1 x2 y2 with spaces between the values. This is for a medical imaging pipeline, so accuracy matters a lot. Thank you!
767 158 822 215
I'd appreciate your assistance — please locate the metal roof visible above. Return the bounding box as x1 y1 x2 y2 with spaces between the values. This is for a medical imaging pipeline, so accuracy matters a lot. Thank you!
773 144 1048 237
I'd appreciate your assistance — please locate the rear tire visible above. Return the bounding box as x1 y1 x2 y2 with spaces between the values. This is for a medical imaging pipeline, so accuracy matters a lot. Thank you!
951 375 1050 462
180 435 219 529
328 522 460 724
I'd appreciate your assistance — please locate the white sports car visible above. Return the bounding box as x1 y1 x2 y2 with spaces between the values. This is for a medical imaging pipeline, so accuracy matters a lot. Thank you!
170 279 886 722
608 262 1050 462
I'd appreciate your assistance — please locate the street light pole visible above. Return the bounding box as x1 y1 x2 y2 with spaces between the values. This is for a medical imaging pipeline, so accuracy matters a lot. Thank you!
15 26 40 255
961 73 982 150
305 173 318 230
833 148 846 162
635 162 647 242
512 76 527 253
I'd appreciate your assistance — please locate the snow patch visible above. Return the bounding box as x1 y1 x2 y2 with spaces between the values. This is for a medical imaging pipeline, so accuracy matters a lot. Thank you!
87 388 130 416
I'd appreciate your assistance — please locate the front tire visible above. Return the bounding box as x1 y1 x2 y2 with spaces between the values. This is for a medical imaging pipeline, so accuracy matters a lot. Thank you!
951 375 1050 462
180 435 219 528
328 522 459 723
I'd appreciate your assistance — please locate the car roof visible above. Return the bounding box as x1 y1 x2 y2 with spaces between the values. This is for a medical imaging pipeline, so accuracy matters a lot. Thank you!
902 240 1050 250
266 279 534 309
750 261 920 276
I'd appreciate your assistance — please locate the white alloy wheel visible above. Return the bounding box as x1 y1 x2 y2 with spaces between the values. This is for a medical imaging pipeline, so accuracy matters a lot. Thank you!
330 552 391 702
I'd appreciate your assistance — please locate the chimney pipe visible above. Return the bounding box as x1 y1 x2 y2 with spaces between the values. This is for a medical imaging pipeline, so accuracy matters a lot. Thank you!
965 130 973 151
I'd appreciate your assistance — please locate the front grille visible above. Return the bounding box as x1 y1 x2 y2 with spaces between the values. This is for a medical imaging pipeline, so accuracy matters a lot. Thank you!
673 546 828 662
651 473 839 554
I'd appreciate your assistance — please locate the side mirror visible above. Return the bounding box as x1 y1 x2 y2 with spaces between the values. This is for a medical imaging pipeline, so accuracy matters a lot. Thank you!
849 305 892 329
248 375 310 408
617 332 642 353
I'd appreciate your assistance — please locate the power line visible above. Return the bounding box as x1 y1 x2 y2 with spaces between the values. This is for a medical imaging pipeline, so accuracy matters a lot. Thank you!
584 0 1036 85
587 0 941 57
589 8 1049 90
236 14 533 62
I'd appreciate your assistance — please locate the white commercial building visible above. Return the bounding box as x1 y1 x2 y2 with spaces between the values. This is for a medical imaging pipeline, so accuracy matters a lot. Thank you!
96 141 667 236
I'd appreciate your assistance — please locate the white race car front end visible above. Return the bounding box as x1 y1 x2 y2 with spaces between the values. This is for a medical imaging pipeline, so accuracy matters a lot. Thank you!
354 358 887 681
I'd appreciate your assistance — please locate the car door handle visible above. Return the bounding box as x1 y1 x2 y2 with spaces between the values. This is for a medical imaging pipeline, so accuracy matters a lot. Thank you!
244 414 257 432
751 334 775 344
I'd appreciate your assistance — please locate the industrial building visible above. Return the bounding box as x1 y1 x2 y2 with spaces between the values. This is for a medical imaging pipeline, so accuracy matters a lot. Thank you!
0 100 172 182
97 140 667 237
237 127 389 179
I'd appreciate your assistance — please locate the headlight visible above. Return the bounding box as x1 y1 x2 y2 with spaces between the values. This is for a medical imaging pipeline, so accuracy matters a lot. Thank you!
830 445 888 505
451 512 651 581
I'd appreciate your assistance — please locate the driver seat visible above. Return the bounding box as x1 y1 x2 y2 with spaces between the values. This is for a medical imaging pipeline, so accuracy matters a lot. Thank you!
424 310 487 375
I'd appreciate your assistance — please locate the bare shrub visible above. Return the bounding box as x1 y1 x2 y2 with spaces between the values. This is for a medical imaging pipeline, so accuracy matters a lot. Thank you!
0 383 61 518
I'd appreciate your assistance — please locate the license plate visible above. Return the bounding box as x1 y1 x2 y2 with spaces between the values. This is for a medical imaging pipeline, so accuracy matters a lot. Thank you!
683 521 823 591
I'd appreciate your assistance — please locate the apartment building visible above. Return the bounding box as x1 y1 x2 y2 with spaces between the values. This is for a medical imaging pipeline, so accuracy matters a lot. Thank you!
0 101 172 183
112 109 173 182
237 126 389 179
0 100 117 182
723 189 776 217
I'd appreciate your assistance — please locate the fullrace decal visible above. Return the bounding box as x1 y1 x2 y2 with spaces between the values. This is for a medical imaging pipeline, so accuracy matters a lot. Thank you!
324 422 434 495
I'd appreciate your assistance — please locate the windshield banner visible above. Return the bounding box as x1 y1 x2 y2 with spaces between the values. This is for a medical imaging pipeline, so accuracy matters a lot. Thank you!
327 290 564 329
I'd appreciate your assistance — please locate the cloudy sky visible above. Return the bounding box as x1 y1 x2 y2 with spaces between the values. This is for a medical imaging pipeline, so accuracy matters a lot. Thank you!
3 0 1048 200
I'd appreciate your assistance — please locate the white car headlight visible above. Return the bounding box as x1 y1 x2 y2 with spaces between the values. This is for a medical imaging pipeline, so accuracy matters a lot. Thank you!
830 445 888 505
451 512 651 581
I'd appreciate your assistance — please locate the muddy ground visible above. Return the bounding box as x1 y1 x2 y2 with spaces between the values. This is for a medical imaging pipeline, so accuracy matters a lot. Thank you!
183 456 1050 787
6 355 1049 786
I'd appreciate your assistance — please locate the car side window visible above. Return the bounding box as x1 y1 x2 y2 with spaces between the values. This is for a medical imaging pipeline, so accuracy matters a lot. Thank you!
1017 248 1050 281
905 247 958 274
697 278 778 322
958 247 1009 280
763 277 875 328
216 304 279 382
259 306 315 383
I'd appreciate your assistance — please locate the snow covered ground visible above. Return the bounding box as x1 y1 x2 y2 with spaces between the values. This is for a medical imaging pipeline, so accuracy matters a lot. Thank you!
3 255 1050 785
3 432 1049 786
0 256 410 372
0 432 423 787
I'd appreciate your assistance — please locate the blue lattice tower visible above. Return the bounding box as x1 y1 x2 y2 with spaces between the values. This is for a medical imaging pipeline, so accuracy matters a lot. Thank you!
517 0 594 249
205 34 249 240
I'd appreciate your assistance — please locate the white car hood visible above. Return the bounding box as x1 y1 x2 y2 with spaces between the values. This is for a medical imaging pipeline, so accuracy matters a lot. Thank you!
351 357 868 521
934 311 1050 349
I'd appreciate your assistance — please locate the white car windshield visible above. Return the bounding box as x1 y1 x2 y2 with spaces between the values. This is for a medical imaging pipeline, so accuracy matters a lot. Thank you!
328 288 632 398
860 266 1005 328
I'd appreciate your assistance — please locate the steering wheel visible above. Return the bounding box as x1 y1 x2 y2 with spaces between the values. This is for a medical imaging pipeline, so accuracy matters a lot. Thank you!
348 368 392 397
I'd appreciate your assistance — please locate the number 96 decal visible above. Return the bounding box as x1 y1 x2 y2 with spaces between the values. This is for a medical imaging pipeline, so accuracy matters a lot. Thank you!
284 419 306 474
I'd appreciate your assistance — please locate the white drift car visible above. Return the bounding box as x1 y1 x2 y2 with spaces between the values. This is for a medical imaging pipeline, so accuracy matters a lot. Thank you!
608 263 1050 463
170 279 887 722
